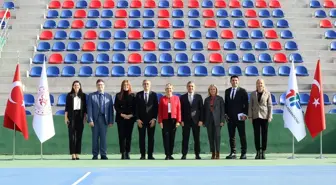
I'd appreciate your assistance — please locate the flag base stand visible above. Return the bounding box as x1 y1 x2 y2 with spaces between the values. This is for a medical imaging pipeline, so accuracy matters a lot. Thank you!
315 156 327 159
287 155 298 159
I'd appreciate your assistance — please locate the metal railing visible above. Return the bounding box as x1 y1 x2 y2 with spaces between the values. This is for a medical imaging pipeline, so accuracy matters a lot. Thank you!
0 8 10 58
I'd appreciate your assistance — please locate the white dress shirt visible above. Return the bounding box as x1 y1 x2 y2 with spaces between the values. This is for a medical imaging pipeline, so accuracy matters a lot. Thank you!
73 96 81 110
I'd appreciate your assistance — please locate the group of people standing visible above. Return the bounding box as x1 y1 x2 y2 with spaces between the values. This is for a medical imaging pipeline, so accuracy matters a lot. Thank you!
64 76 273 160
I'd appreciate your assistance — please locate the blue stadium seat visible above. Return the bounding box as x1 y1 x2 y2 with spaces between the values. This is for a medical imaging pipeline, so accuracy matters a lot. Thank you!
76 0 87 8
190 30 202 39
217 10 228 18
143 10 155 18
285 41 298 50
3 2 15 9
43 20 56 29
211 66 225 76
271 94 278 105
32 54 47 64
202 0 213 8
206 30 218 39
57 20 70 29
159 53 172 63
143 30 155 39
47 66 60 77
242 0 254 8
330 9 336 18
229 66 242 76
240 41 253 50
329 109 336 114
144 66 158 77
54 30 67 40
112 53 125 63
158 30 170 39
50 94 54 105
67 42 80 51
280 30 293 39
128 41 141 51
242 53 256 63
191 41 203 51
56 94 66 107
325 30 336 39
224 41 237 50
255 41 268 51
258 53 272 63
192 53 205 63
52 41 65 51
289 53 303 63
175 53 188 63
78 66 93 77
258 10 270 18
96 53 110 64
114 30 127 40
174 41 187 51
26 110 32 115
86 20 98 29
226 53 239 63
64 53 77 64
60 10 72 19
172 10 184 18
251 30 264 39
113 41 126 51
99 20 112 28
95 66 109 77
111 66 125 77
310 0 321 8
272 9 284 18
117 0 128 8
159 0 169 8
189 20 201 28
233 19 246 28
144 53 157 63
324 94 331 105
280 93 286 105
177 66 191 77
128 66 141 77
277 19 289 28
273 109 283 114
46 10 59 19
99 30 112 40
237 30 249 39
129 10 140 18
159 41 171 51
88 10 100 18
61 66 75 77
129 20 141 28
101 10 113 18
262 66 276 76
195 66 208 76
37 42 50 52
299 93 310 105
69 30 82 40
24 94 35 107
296 66 309 76
315 10 327 18
262 19 274 28
172 20 184 28
245 66 259 76
188 10 199 18
161 66 174 77
231 10 243 18
143 20 155 28
55 110 65 115
219 19 231 28
80 53 94 64
278 66 290 76
331 41 336 50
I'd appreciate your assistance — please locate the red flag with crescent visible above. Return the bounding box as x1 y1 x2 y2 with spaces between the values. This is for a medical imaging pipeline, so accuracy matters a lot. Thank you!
304 60 326 138
3 64 29 140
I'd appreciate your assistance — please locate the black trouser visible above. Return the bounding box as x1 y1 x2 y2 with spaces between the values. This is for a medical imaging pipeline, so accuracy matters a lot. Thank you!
182 119 200 155
162 114 177 156
252 118 269 151
138 119 155 156
206 116 221 153
68 110 84 154
227 121 247 154
117 119 135 154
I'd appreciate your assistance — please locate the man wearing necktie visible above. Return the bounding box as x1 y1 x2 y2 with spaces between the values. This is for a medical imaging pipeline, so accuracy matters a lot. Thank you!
180 81 204 160
224 76 249 159
87 79 114 160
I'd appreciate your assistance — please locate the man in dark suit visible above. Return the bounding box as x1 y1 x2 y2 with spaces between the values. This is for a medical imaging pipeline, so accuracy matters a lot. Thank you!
224 76 249 159
135 80 158 160
180 81 203 160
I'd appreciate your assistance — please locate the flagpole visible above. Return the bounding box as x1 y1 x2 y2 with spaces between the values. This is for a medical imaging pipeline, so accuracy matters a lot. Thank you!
41 143 43 160
12 125 16 160
316 132 326 159
288 135 297 159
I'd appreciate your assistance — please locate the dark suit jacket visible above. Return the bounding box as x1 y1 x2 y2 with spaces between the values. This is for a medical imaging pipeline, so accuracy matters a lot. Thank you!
114 92 136 123
224 87 249 122
203 95 225 127
87 91 114 124
180 93 203 124
65 93 87 121
135 91 158 123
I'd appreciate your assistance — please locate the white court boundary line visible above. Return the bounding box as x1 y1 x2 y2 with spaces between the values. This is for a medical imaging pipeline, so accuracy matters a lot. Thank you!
72 172 91 185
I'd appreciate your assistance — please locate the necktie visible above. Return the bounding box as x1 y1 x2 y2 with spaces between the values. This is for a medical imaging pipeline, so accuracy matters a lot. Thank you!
99 94 104 114
145 93 148 103
231 88 236 100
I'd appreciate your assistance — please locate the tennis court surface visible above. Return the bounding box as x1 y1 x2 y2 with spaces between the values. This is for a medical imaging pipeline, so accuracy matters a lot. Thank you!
1 154 335 185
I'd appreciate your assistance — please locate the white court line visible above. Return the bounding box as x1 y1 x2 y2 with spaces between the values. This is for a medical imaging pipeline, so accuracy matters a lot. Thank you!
72 172 91 185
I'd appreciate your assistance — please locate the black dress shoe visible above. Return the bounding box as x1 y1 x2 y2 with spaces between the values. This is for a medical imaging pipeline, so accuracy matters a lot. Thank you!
101 155 108 160
148 155 155 160
165 156 169 160
76 158 80 160
225 153 236 159
125 153 130 160
72 157 76 160
255 151 261 160
181 155 186 160
121 153 125 160
240 153 247 159
92 156 98 160
261 151 266 159
195 155 201 160
140 155 146 160
169 156 174 160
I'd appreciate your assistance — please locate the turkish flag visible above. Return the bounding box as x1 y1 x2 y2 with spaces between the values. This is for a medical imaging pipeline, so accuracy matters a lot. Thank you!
304 60 326 138
3 64 29 140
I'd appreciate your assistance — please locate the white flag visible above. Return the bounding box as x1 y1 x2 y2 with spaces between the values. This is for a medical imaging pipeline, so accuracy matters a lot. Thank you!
283 62 306 142
32 62 55 143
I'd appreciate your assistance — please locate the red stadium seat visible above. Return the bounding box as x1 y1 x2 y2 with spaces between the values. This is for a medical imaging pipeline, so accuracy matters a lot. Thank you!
269 0 281 8
274 53 287 63
204 20 217 28
248 19 260 28
265 30 278 39
115 10 127 18
48 0 61 9
208 41 221 51
128 30 141 40
173 0 184 8
203 9 214 18
39 31 53 40
173 30 185 39
84 30 97 40
128 53 142 63
320 19 333 28
324 0 335 8
49 53 63 64
74 10 87 18
90 0 102 8
143 41 156 51
188 0 199 8
62 0 74 9
130 0 142 8
256 0 267 8
245 10 257 18
158 10 170 18
158 20 170 28
269 41 282 51
71 20 84 29
82 41 96 51
114 20 127 28
215 0 226 8
0 10 11 19
209 53 223 63
103 0 115 8
221 30 234 39
144 0 156 8
229 0 241 8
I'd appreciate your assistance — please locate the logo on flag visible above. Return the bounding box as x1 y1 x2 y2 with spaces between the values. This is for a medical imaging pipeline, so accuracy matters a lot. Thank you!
35 87 51 115
286 89 301 109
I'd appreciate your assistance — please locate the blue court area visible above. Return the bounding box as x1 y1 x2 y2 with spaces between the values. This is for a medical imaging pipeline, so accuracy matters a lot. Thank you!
1 166 336 185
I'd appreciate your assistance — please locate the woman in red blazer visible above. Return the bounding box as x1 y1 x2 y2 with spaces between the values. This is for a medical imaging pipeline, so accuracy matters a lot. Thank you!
158 83 181 160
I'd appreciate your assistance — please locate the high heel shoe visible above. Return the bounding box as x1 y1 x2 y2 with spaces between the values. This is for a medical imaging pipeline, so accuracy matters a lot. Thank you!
255 151 261 160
